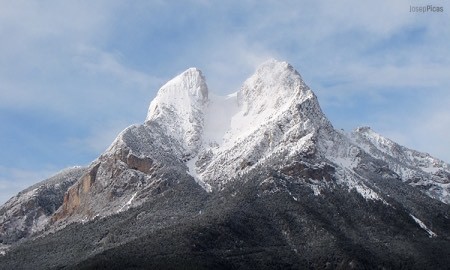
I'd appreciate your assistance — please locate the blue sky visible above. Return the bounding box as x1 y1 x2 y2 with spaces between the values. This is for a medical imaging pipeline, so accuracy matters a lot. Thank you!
1 0 450 204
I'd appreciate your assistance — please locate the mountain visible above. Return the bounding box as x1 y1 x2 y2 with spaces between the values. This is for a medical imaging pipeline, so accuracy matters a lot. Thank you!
0 60 449 269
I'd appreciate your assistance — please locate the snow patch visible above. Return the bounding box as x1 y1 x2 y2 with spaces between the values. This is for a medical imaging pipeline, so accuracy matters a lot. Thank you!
286 188 299 201
118 192 138 212
421 166 440 174
335 167 386 203
186 157 212 192
352 184 380 201
410 214 437 238
310 185 321 196
333 156 359 170
0 244 9 256
31 214 49 234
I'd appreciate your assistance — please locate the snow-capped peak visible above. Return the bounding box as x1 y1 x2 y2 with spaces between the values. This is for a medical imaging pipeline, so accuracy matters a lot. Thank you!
181 60 334 188
146 67 208 122
238 59 311 114
145 67 208 157
222 59 321 144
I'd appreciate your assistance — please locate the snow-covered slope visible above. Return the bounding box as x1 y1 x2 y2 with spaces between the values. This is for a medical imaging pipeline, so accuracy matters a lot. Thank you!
350 126 450 203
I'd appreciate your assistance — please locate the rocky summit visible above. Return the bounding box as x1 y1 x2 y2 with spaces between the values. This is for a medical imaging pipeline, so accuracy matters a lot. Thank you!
0 60 449 269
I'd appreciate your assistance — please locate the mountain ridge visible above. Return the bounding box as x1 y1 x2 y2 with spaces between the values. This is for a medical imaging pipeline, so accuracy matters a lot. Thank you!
0 59 449 269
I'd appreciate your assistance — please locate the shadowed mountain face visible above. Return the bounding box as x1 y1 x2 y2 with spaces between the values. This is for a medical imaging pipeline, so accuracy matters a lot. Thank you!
1 60 449 269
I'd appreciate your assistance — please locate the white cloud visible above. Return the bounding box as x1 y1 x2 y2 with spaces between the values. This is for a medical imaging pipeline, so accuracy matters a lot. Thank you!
73 45 160 90
0 1 115 42
0 1 116 111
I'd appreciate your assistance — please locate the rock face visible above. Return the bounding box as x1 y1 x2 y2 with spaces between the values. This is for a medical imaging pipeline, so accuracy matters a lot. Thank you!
0 60 449 269
51 163 100 222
